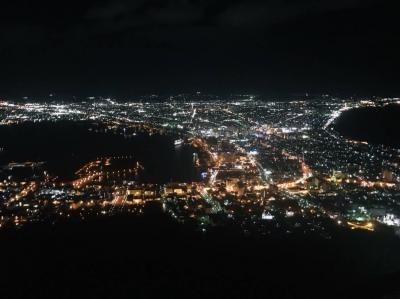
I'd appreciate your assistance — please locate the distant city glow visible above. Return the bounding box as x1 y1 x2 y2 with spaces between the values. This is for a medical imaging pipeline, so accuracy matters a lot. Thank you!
0 95 399 238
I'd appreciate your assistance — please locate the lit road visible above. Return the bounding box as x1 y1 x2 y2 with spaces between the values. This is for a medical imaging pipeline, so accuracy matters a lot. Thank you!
200 191 224 214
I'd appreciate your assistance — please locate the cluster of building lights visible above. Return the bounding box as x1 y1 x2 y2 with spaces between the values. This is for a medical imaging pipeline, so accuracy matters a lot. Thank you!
0 95 400 237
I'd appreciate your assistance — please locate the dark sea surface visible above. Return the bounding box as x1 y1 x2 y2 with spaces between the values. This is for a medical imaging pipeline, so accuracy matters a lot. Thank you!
0 121 199 183
334 104 400 147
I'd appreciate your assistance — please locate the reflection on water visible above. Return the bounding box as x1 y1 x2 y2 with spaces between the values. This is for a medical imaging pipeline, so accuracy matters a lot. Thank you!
0 121 200 183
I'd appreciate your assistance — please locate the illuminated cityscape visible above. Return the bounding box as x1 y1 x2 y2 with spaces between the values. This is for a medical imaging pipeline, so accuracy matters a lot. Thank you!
1 95 400 238
2 0 400 297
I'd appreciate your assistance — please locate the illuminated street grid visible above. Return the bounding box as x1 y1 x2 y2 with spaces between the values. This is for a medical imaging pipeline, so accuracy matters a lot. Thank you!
1 95 400 237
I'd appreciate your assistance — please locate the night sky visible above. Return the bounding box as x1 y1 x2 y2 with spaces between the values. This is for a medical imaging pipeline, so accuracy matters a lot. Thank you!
1 0 399 98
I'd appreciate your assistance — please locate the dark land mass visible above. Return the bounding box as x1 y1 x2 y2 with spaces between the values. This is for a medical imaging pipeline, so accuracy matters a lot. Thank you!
1 209 400 299
334 104 400 148
0 121 199 183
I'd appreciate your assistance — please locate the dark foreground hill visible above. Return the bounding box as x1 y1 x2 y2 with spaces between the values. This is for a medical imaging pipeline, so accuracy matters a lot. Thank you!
1 214 400 299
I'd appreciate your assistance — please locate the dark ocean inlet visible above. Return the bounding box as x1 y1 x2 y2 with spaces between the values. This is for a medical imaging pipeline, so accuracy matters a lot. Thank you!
334 104 400 147
0 121 199 183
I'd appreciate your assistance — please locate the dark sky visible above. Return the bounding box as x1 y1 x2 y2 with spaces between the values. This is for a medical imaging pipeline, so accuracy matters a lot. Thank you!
0 0 399 98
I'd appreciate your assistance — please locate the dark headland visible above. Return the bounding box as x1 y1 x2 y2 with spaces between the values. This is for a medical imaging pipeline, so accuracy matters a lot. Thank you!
1 214 400 299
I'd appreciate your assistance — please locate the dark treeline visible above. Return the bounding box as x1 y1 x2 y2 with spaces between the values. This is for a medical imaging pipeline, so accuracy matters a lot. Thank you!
1 210 400 299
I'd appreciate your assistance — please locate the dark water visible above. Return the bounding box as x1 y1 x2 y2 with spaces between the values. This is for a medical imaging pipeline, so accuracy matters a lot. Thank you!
334 104 400 147
0 121 200 183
